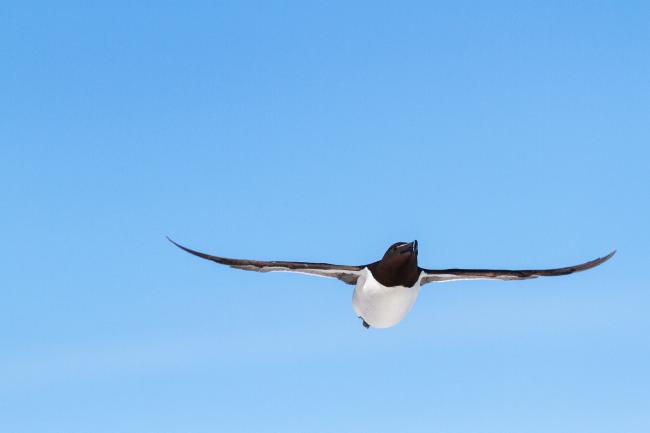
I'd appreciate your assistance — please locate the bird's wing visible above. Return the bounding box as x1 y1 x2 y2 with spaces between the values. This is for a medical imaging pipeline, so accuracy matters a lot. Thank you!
419 251 616 285
168 238 364 285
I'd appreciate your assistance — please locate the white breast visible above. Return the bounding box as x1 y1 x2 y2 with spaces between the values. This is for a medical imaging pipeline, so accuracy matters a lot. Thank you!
352 268 421 328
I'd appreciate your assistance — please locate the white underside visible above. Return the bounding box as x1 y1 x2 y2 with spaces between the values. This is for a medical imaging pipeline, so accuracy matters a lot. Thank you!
352 268 421 328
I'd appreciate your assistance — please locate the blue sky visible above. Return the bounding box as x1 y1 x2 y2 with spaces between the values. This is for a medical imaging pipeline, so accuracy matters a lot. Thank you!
2 1 649 432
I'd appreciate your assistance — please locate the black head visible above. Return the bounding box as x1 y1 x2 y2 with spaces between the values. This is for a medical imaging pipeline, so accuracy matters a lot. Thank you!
369 240 419 287
383 240 418 260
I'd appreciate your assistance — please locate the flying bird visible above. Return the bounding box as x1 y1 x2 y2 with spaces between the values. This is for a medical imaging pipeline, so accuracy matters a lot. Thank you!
168 238 615 329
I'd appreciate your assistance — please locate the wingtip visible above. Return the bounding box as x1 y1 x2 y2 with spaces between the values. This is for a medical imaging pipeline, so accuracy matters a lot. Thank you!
166 236 189 252
166 237 219 263
586 249 616 270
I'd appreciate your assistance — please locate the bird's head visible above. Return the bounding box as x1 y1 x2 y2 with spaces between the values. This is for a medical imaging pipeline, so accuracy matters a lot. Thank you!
382 240 418 265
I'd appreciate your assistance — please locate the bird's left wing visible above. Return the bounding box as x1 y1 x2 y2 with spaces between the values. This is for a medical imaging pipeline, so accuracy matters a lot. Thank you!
168 238 364 285
419 250 616 285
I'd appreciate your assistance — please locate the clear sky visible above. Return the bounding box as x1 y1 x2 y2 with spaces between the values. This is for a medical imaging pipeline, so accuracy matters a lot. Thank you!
2 1 649 432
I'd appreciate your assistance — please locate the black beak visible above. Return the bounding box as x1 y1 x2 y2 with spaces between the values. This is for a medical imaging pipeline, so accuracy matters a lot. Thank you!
400 240 418 254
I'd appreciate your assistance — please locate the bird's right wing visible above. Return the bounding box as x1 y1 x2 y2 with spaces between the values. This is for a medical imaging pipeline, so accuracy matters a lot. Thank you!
419 251 616 285
168 238 364 285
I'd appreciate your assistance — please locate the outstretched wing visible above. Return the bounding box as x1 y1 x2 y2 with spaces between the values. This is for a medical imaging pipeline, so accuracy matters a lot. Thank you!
419 251 616 285
168 238 364 285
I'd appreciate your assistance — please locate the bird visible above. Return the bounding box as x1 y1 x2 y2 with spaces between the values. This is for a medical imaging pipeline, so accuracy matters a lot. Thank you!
168 237 615 329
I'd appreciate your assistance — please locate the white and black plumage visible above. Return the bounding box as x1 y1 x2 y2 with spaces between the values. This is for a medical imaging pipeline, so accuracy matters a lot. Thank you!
168 238 615 329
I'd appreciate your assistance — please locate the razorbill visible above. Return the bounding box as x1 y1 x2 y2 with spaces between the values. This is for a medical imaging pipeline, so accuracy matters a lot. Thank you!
168 238 615 329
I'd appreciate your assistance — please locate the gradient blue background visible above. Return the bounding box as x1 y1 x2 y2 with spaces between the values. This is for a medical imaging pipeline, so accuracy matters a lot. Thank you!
2 1 649 432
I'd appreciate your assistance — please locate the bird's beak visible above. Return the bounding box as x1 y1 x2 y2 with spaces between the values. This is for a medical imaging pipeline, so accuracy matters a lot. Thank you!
400 240 418 255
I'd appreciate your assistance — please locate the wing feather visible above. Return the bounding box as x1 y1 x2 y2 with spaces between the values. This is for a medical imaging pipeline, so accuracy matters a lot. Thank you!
419 251 616 285
168 238 363 285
